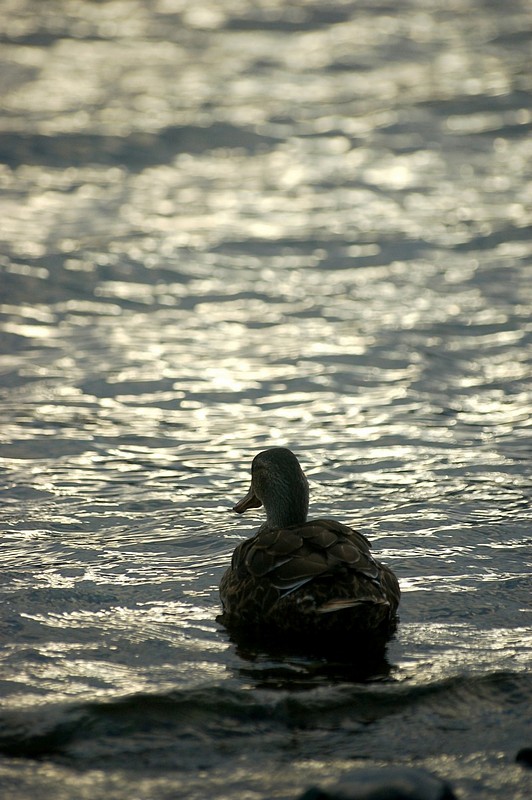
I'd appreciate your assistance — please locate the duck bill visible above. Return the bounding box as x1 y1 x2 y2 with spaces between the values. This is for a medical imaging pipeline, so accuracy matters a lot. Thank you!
233 485 262 514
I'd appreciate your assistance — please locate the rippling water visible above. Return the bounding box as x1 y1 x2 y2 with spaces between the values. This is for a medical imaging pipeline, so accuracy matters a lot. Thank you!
1 1 531 798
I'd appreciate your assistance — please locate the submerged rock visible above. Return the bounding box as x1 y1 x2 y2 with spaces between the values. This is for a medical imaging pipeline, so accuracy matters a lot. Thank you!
516 748 532 768
298 766 456 800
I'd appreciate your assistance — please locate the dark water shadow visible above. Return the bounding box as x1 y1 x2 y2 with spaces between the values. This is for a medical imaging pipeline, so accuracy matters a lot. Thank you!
221 624 397 690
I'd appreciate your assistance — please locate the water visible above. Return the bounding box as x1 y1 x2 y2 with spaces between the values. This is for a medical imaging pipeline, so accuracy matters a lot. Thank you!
0 1 531 798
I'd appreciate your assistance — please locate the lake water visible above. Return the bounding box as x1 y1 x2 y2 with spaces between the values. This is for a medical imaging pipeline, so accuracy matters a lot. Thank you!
0 1 531 798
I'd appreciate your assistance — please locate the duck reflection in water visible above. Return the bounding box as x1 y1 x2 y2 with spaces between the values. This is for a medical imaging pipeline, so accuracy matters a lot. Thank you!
219 448 400 664
231 636 395 689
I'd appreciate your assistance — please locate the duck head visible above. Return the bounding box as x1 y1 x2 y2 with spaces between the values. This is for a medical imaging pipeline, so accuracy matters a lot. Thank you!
233 447 309 530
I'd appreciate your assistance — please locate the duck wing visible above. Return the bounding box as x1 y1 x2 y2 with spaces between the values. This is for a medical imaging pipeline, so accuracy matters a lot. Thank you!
235 518 383 594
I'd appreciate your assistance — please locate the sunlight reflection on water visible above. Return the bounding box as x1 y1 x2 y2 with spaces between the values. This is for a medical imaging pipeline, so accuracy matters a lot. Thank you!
1 0 531 798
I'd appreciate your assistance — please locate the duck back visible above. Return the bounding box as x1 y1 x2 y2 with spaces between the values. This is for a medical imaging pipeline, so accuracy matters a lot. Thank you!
219 519 400 645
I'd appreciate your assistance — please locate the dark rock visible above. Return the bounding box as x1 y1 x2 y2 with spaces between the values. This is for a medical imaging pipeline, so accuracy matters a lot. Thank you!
298 766 457 800
516 748 532 768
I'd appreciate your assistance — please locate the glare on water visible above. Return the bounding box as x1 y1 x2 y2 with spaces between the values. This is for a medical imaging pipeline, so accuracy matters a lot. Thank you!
0 1 531 799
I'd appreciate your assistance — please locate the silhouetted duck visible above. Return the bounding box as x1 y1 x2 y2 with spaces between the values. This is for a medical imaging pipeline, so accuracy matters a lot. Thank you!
219 448 400 648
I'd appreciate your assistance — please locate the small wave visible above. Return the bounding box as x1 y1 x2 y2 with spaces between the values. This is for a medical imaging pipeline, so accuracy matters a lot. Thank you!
0 124 279 170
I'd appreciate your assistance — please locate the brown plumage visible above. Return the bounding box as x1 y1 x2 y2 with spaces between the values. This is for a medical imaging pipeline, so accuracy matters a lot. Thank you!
219 448 400 648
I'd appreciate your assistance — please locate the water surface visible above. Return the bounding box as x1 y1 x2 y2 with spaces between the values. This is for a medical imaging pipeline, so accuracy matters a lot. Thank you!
0 1 531 798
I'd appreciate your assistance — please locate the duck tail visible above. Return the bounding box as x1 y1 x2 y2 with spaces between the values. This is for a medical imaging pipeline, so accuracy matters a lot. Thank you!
317 597 390 614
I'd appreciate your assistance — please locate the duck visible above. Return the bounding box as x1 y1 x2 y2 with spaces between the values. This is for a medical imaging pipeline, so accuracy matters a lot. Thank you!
219 447 400 648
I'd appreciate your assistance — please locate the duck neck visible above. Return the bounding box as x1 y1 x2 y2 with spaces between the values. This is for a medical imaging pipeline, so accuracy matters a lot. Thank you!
263 479 309 530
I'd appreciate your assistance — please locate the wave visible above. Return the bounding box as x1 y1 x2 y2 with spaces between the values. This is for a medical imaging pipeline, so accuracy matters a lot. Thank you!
0 670 529 763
